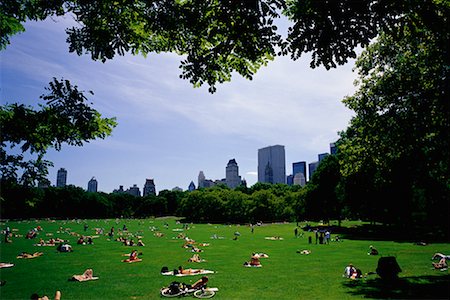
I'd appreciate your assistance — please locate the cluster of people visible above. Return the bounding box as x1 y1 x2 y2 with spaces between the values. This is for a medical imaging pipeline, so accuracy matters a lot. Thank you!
115 237 145 246
343 263 363 279
77 236 94 245
34 237 66 246
432 253 448 270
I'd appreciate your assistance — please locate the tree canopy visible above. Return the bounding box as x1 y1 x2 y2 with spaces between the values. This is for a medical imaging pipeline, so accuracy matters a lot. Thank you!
2 0 447 92
1 78 117 186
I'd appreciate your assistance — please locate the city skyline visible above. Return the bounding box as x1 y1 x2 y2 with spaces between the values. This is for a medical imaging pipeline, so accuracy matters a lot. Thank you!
1 17 357 192
53 142 334 193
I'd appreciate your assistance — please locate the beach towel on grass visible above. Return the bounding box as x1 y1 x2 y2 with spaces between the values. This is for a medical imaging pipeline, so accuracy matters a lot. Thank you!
0 263 14 268
244 264 262 268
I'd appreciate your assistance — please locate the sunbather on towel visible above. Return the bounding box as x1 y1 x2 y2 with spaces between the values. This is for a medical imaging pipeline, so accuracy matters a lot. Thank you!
0 263 14 268
71 269 98 281
17 252 43 259
178 266 203 275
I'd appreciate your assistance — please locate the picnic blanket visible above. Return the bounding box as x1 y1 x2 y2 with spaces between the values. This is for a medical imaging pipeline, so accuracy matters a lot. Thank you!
265 237 283 240
123 258 142 263
161 270 214 276
244 264 262 268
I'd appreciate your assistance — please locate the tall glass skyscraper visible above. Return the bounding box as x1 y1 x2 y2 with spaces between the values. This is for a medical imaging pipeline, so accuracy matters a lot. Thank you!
226 159 241 189
56 168 67 187
143 179 156 196
258 145 286 184
87 177 98 192
308 161 319 181
292 161 307 186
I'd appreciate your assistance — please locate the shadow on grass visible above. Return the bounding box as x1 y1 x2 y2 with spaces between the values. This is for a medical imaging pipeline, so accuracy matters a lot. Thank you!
343 275 450 299
312 224 449 243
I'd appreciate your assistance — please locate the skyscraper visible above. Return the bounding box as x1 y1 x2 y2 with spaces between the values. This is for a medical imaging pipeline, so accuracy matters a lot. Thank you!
198 171 206 188
258 145 286 184
330 142 337 155
318 153 329 162
308 161 319 181
56 168 67 187
226 159 241 189
126 184 141 197
143 179 156 196
292 161 307 183
87 177 98 192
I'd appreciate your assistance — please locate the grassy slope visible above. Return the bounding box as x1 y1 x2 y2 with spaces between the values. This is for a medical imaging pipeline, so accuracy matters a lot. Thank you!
0 218 449 299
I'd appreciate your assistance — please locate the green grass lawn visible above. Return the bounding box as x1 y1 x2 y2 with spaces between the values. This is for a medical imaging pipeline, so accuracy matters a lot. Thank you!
0 218 449 299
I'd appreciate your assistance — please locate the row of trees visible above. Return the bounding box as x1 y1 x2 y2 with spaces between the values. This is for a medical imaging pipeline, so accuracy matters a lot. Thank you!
1 151 446 231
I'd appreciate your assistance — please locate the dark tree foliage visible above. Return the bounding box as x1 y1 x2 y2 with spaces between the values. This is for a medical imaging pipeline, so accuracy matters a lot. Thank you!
338 11 450 226
3 1 444 92
304 155 342 222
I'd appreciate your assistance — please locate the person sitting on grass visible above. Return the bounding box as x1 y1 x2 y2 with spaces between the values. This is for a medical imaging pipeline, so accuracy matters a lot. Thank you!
137 239 145 246
368 245 379 255
244 253 262 267
70 269 98 281
343 263 357 278
188 254 205 263
432 257 448 270
122 250 140 262
57 243 73 252
189 276 209 289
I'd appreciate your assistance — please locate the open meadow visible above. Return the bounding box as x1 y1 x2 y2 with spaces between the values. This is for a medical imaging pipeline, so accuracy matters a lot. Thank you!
1 218 449 299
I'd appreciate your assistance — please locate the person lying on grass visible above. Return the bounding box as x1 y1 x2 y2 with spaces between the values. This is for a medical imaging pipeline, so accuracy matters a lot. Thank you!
17 252 43 259
70 269 98 281
177 266 204 275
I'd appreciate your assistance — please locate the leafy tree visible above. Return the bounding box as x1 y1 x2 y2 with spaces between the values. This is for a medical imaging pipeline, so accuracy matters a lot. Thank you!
158 189 184 215
338 17 449 226
1 78 117 186
3 1 445 92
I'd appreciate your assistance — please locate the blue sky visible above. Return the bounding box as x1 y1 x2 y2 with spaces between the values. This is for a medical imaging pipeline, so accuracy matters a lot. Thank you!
1 16 357 193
